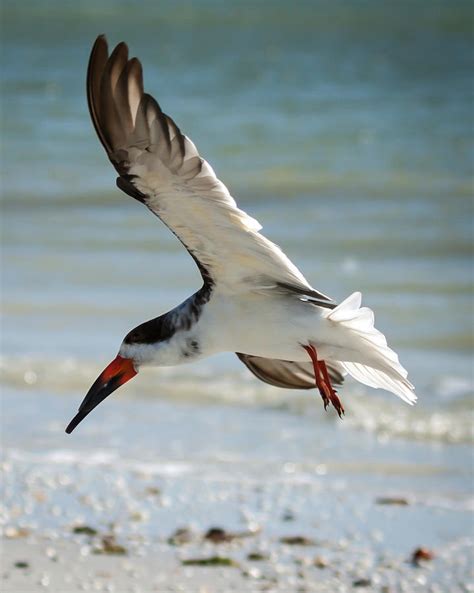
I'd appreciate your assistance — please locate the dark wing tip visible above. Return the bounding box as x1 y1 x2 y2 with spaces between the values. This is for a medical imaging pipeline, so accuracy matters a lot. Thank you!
84 37 210 286
87 36 135 155
86 35 188 177
91 34 108 55
87 35 111 152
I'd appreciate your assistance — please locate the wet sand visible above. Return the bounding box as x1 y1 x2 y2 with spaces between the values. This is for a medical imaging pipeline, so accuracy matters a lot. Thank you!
3 528 471 593
1 390 473 592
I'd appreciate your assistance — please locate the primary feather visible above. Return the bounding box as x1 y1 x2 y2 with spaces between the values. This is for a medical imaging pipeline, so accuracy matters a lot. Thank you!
87 35 332 298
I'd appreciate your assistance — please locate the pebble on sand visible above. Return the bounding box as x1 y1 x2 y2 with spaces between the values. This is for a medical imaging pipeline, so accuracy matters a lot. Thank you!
412 547 434 565
181 556 239 567
279 536 315 546
167 527 194 546
247 552 268 562
314 556 329 569
353 578 372 587
94 535 127 556
204 526 260 543
72 526 98 536
204 528 234 543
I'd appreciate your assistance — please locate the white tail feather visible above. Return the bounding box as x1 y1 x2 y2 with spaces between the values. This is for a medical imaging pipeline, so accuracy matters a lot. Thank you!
322 292 417 404
340 361 416 404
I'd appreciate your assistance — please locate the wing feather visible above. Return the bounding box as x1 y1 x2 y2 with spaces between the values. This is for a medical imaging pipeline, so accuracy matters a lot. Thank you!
87 35 333 302
236 353 345 389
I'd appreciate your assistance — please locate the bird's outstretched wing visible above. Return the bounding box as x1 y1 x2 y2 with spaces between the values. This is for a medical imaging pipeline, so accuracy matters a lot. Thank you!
236 353 345 389
87 35 333 304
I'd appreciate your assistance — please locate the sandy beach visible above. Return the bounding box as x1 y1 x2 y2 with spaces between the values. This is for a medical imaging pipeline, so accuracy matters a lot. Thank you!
3 528 472 593
2 390 473 592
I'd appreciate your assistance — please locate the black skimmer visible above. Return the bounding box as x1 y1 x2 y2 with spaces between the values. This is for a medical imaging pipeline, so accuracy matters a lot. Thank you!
65 36 416 434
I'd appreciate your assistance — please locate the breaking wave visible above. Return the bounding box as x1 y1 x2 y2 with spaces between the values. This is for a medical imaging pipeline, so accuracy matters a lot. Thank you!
2 354 472 444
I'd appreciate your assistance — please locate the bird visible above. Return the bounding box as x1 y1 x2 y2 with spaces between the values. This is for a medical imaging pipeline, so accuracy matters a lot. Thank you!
65 35 416 434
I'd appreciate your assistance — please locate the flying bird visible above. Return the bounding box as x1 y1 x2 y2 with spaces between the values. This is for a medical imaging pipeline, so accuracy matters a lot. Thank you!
66 36 416 434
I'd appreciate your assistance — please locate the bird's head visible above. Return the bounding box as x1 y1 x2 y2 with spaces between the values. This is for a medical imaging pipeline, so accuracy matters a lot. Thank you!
65 317 168 434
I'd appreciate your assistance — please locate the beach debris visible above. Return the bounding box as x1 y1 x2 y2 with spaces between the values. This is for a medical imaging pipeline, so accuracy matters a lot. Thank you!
32 490 47 503
376 497 409 506
245 522 261 535
247 552 268 561
5 527 30 539
45 547 57 561
168 527 194 546
295 556 313 567
129 510 147 522
314 556 329 569
94 535 127 556
242 567 263 579
353 578 372 587
204 527 234 543
95 571 112 578
204 526 259 543
281 509 296 521
411 547 434 565
14 561 29 569
279 535 315 546
72 525 98 536
80 545 91 557
181 556 238 567
39 573 50 587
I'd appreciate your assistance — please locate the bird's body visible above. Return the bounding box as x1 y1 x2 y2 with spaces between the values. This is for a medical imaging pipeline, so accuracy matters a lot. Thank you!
66 36 416 434
121 290 324 365
122 291 352 366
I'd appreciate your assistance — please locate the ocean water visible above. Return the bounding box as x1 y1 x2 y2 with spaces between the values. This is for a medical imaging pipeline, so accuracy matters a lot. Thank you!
1 3 473 442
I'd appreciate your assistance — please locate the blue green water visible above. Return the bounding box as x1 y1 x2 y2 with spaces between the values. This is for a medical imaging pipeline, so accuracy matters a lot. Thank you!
1 0 473 442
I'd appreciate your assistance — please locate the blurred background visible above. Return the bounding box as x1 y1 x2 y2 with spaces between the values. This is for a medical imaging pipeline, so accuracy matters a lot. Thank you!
1 1 473 591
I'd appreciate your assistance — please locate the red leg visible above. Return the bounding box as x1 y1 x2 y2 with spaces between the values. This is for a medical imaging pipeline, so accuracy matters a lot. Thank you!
303 344 330 410
319 360 345 418
303 345 344 418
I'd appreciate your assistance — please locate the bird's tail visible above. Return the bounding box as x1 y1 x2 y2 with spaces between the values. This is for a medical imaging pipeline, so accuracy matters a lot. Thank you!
322 292 417 404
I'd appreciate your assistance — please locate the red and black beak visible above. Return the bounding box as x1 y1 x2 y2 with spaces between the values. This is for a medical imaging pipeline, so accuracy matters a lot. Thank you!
65 356 137 434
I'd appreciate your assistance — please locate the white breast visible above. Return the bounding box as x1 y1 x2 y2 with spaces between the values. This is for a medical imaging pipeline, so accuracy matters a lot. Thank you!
196 292 324 362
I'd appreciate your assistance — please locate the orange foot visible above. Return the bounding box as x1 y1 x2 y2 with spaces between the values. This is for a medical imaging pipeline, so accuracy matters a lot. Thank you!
303 344 345 418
